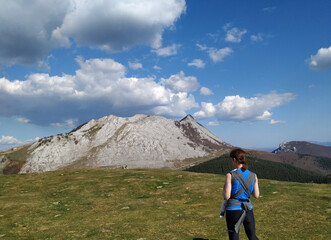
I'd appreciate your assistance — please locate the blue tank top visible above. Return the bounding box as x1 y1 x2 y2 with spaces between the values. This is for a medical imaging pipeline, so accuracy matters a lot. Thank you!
226 168 255 211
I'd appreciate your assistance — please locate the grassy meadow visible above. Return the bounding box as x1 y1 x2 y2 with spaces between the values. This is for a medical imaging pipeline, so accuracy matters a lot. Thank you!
0 169 330 239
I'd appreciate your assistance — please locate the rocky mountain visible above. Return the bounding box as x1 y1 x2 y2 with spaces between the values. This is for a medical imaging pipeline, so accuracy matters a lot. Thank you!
272 141 331 158
18 114 232 173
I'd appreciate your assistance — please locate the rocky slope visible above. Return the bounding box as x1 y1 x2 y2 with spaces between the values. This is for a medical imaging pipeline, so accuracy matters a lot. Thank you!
19 114 232 173
272 141 331 158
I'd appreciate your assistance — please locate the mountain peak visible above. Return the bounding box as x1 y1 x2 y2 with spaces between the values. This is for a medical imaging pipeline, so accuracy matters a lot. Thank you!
20 114 232 173
180 114 195 122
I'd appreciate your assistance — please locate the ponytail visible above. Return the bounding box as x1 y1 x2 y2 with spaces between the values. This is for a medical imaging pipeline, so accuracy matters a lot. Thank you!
230 148 248 171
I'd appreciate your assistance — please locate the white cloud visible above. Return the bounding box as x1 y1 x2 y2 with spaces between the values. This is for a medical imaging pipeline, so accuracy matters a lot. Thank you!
207 120 219 126
51 119 76 128
0 136 22 145
0 58 199 125
152 44 181 57
16 117 30 123
25 137 41 143
208 47 233 63
196 44 208 51
308 46 331 71
262 6 277 12
193 92 295 122
197 44 232 63
188 59 205 68
256 111 272 120
269 119 286 125
223 24 247 43
153 65 162 70
0 0 186 66
160 71 200 93
128 61 143 70
193 102 216 119
200 87 213 96
0 0 69 66
251 33 264 42
152 92 198 117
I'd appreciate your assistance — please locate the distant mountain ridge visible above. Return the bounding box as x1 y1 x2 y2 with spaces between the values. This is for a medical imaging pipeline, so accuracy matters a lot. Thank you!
272 141 331 158
309 141 331 147
15 114 232 173
2 115 330 179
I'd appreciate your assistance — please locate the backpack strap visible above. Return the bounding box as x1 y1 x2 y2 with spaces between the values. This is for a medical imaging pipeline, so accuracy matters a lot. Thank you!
230 170 255 198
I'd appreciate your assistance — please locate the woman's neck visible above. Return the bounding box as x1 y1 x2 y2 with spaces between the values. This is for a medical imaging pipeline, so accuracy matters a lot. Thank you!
234 163 243 169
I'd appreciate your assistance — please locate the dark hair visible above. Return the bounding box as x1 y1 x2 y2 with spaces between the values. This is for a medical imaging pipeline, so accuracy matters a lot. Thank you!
230 148 248 171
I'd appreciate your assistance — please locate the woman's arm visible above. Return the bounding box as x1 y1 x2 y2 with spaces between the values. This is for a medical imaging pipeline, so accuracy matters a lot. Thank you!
252 174 260 199
223 173 232 200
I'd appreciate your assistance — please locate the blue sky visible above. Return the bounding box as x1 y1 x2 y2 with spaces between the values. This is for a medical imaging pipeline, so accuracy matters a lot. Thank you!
1 0 331 151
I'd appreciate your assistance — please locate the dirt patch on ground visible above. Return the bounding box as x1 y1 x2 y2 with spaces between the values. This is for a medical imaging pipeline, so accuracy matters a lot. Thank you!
3 161 24 175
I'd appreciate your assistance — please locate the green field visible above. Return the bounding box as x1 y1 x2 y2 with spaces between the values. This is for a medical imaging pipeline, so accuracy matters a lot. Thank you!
0 169 330 239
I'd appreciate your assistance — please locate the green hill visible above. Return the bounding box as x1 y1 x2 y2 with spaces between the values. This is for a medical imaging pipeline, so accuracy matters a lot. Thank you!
0 169 330 239
185 154 330 184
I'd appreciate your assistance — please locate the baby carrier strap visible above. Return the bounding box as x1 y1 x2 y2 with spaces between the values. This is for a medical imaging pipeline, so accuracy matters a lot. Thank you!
230 170 255 198
227 170 256 234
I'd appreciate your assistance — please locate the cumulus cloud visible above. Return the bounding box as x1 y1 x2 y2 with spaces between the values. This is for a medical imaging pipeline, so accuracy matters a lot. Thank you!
251 33 264 42
196 44 208 51
160 71 200 93
0 0 186 66
16 117 31 123
197 44 232 63
223 24 247 43
51 119 76 128
25 137 41 143
153 65 162 70
269 119 286 125
152 92 198 117
0 58 198 125
200 87 213 96
208 47 233 62
308 46 331 71
0 0 69 66
193 102 216 119
207 120 219 126
193 92 295 122
0 136 22 145
152 44 181 57
188 59 205 68
128 62 143 70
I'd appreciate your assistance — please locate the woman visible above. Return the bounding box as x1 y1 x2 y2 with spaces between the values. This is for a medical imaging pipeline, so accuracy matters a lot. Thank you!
222 148 260 240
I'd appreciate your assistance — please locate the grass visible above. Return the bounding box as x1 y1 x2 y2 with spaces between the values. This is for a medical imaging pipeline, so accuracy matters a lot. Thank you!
0 144 32 162
0 144 33 175
0 169 330 239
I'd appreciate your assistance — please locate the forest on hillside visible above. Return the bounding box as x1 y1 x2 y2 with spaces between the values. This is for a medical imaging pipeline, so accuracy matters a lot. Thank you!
185 154 331 184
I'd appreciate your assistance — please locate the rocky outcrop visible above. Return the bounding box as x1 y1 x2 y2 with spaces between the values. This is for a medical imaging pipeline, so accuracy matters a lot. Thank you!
20 114 232 173
272 141 331 158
